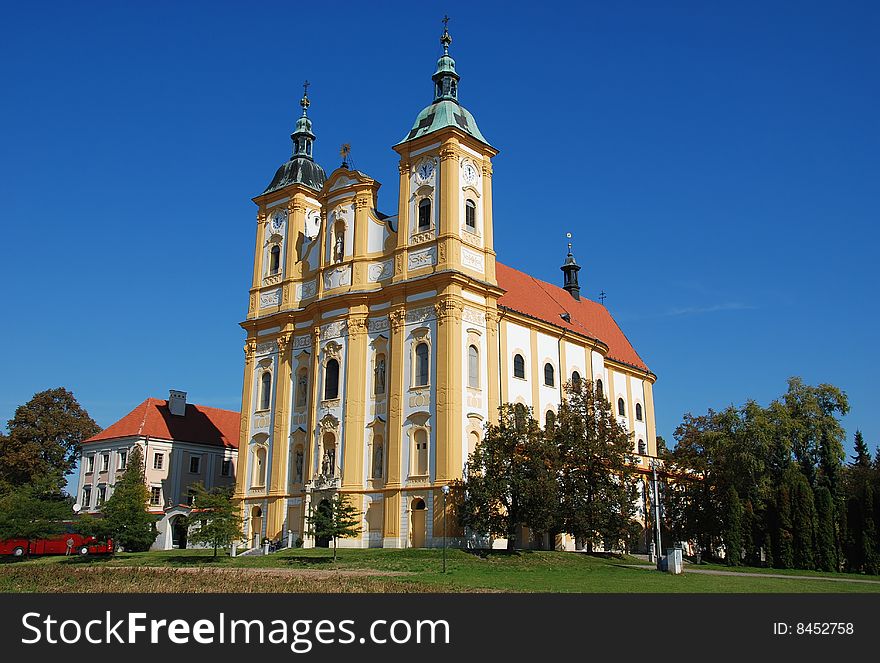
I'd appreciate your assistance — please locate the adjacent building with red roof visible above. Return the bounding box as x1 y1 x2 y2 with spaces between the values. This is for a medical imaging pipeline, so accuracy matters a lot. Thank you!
76 390 240 550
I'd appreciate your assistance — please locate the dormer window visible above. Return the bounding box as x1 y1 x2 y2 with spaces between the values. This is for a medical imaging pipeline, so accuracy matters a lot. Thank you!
418 198 431 231
269 245 281 274
465 199 476 230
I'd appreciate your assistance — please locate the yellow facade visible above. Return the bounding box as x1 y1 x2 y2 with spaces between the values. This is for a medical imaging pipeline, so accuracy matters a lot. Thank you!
233 27 658 550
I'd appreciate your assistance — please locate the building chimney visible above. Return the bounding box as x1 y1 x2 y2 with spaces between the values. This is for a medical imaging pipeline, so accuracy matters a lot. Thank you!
168 390 187 417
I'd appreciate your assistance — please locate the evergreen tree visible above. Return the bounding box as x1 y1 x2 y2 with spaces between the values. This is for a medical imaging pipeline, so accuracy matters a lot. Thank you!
457 404 556 549
306 493 361 560
814 485 836 571
851 430 871 468
99 446 157 551
555 380 639 552
861 482 879 574
789 469 817 569
770 481 794 569
723 486 743 566
0 388 100 491
187 483 243 557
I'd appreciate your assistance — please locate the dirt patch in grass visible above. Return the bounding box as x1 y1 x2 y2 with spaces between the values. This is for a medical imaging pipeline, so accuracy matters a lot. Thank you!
0 566 449 593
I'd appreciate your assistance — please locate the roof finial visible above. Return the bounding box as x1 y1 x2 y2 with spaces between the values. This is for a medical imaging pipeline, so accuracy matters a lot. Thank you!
441 15 452 54
340 143 351 168
300 80 311 116
566 231 573 255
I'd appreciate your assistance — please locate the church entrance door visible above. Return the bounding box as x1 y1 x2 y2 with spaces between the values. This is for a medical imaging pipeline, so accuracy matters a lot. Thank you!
410 498 426 548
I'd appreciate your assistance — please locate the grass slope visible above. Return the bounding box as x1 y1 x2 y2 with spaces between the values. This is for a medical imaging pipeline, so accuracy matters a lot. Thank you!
3 548 880 593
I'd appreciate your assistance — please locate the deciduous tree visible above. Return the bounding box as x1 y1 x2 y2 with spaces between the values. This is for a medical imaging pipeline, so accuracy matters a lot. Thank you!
187 483 243 557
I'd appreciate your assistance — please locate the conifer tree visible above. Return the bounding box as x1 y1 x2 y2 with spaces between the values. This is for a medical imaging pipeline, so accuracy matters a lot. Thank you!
789 469 817 569
306 493 362 560
851 430 871 468
814 485 836 571
187 483 243 557
723 486 743 566
99 446 157 551
555 380 639 552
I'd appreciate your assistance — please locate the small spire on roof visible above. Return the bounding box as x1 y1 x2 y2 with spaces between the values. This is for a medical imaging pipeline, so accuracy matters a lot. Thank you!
441 15 452 54
560 233 582 301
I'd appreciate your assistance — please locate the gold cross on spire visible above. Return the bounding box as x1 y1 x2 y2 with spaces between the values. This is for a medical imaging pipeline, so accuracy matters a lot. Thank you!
340 143 351 167
300 79 311 114
440 15 452 53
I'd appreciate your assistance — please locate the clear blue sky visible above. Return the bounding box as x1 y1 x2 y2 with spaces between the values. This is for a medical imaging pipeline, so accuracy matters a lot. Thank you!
1 1 878 466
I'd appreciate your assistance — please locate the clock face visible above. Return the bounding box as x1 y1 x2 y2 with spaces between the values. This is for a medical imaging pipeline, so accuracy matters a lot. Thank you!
463 163 477 185
270 210 286 230
417 161 434 182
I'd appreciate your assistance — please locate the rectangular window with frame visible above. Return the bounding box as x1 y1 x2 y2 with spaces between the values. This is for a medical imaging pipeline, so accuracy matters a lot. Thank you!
150 486 161 506
85 455 95 473
221 459 232 477
97 485 106 506
189 456 201 474
118 450 127 470
101 453 110 472
81 486 91 507
153 453 164 470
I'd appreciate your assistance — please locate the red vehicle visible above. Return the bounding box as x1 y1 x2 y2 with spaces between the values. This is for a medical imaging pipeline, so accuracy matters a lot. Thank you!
0 531 113 557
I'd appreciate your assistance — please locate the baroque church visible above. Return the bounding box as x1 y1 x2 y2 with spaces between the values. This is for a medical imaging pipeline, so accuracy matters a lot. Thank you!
233 25 658 550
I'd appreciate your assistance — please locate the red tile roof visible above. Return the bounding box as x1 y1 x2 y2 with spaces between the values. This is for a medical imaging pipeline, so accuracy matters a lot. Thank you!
496 262 650 373
85 398 240 448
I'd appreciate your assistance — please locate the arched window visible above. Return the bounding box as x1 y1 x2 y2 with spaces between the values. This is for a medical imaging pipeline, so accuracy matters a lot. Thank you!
374 354 386 395
596 379 604 398
465 199 476 229
414 429 428 476
253 446 267 487
513 354 525 379
418 198 431 231
571 371 582 390
269 245 281 274
638 439 647 455
296 369 308 407
324 359 340 400
636 403 643 421
468 345 480 388
468 431 480 459
618 398 626 416
415 343 429 386
545 410 556 429
544 363 555 387
259 372 272 410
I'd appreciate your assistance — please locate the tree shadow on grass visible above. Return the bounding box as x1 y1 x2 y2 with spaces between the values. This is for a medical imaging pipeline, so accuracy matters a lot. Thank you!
279 555 336 567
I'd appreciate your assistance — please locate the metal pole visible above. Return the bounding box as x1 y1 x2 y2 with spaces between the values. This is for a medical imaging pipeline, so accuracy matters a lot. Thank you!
652 460 663 570
442 485 449 574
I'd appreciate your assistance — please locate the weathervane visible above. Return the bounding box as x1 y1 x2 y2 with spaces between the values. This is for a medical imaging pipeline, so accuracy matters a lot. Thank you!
300 79 311 114
441 15 452 53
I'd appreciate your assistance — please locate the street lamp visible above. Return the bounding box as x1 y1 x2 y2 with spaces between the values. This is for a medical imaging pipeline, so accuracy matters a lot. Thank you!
650 458 663 571
441 485 450 574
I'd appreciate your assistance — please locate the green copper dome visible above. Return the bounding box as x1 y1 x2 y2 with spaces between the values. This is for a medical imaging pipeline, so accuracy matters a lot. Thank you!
397 22 491 147
398 100 489 145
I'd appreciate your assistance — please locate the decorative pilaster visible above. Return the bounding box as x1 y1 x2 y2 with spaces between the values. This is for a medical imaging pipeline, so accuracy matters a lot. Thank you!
342 313 368 490
267 332 293 538
434 296 463 482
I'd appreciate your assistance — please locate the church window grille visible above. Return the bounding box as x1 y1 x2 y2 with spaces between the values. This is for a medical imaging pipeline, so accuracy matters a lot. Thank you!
415 343 430 386
269 245 281 274
260 372 272 410
544 363 555 387
465 199 476 229
636 403 643 421
618 398 626 417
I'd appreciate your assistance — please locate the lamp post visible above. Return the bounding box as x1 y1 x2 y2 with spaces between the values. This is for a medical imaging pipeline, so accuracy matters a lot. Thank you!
650 458 663 570
441 485 450 573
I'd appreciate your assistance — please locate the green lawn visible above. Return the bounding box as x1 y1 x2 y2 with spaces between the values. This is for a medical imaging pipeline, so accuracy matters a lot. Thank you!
3 548 880 593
